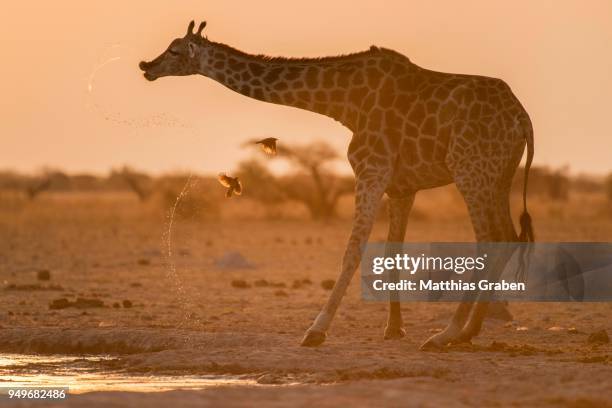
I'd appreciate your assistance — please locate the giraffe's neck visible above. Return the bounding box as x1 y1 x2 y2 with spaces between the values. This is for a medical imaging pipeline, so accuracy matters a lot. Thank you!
194 42 391 130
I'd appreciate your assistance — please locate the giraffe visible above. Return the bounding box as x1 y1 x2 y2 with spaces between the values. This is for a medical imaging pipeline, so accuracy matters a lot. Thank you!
139 21 535 349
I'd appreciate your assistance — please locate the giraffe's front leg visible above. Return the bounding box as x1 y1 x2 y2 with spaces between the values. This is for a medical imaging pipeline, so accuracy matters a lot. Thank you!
383 195 415 340
301 173 389 347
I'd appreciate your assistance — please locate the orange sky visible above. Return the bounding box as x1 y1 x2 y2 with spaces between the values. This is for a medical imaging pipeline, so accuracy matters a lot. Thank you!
1 1 611 175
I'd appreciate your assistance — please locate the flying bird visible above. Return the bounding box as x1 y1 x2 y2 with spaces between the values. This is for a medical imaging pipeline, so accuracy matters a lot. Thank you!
218 173 242 198
255 137 278 156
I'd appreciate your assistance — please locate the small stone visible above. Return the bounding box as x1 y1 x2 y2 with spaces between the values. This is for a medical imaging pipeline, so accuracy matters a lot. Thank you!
130 282 143 288
215 252 254 269
588 329 610 344
567 327 579 334
516 326 529 331
253 279 269 287
122 300 133 308
548 326 565 331
6 283 63 291
112 302 120 308
301 278 312 285
274 290 288 297
321 279 335 290
231 279 251 289
50 297 103 309
37 270 51 281
73 298 104 308
137 259 150 266
49 298 71 310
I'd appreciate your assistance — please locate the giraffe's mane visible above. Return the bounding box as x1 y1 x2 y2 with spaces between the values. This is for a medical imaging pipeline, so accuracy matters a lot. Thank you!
209 41 411 65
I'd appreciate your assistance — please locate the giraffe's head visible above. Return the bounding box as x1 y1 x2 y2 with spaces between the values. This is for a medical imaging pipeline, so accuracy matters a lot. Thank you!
139 21 209 81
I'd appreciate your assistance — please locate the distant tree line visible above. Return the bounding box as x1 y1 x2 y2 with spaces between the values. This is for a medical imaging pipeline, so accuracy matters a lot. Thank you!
1 148 611 218
513 165 612 202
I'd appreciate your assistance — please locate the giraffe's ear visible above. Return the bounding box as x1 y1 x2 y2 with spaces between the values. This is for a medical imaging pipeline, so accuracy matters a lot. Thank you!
188 42 198 58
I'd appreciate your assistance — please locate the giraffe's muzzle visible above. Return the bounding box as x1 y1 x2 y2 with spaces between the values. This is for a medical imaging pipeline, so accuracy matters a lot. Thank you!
139 60 159 81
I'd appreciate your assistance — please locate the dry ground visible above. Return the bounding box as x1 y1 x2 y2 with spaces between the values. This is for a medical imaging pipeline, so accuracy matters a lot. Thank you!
1 189 611 407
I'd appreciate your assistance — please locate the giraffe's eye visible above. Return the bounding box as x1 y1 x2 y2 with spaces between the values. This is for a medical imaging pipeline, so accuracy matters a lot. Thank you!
168 49 180 56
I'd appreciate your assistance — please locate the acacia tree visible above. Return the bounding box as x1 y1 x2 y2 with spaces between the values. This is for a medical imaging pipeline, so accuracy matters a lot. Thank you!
112 166 154 201
25 177 52 200
24 169 69 200
243 140 354 219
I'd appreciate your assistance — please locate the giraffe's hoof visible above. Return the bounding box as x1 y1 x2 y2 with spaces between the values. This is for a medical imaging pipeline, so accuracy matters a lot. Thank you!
300 330 327 347
383 326 406 340
450 331 474 345
420 333 450 351
486 302 514 321
419 338 446 351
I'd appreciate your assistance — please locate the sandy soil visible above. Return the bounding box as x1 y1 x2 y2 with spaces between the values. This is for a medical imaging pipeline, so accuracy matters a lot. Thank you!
1 193 611 406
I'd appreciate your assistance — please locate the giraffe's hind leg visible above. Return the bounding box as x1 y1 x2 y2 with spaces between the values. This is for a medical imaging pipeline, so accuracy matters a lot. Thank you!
383 194 415 340
453 180 519 342
421 166 516 349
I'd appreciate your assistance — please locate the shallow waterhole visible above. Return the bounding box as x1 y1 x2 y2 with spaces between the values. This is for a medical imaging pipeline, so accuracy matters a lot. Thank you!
0 353 256 393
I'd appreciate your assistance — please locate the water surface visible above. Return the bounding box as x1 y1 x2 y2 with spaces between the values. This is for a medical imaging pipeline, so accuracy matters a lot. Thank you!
0 354 254 394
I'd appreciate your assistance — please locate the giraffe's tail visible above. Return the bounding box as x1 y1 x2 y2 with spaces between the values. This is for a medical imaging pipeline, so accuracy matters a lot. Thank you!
516 115 535 281
518 115 535 242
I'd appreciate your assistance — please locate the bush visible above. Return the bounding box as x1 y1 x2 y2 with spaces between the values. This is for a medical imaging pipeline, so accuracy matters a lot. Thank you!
513 165 569 201
606 173 612 202
110 166 154 201
278 173 353 219
236 159 285 205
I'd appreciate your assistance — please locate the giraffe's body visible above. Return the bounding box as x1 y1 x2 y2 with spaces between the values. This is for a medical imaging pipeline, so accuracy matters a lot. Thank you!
140 21 534 348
